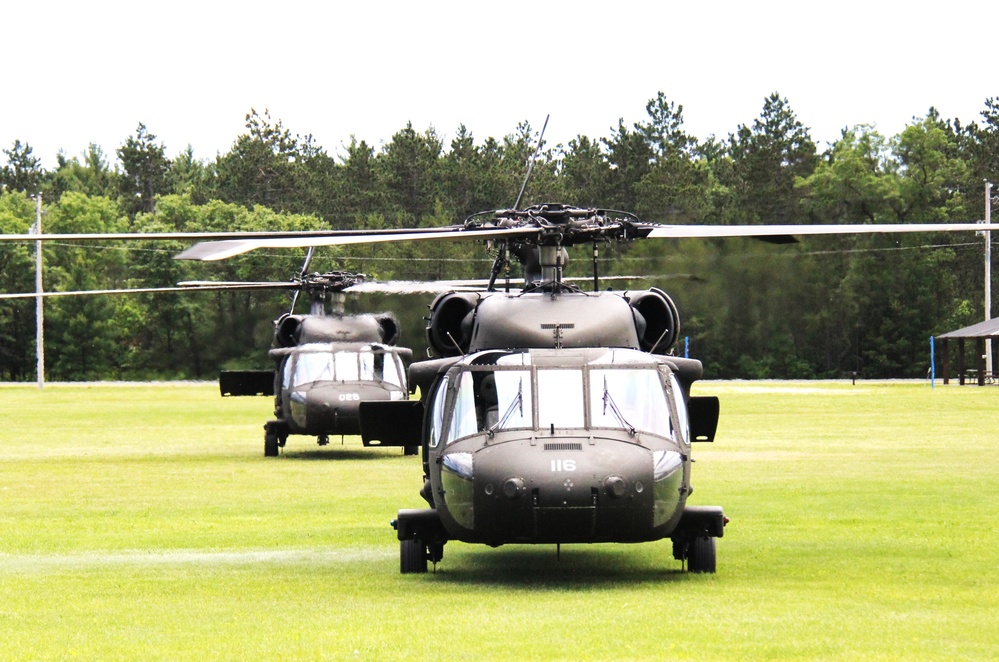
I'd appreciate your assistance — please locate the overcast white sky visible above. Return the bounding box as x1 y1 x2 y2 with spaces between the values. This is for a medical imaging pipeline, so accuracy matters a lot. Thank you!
4 1 998 168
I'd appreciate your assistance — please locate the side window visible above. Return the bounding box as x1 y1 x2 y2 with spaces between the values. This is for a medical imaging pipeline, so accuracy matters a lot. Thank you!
383 354 404 387
669 374 691 444
428 376 449 448
447 371 478 443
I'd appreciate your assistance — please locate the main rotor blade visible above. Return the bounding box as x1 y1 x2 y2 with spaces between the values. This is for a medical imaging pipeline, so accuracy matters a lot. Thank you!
175 226 540 261
0 282 304 300
0 285 264 300
177 281 301 291
0 230 347 243
644 222 987 239
343 281 483 294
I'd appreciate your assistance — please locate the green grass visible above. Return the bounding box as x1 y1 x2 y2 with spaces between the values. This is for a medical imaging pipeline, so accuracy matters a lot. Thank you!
1 380 996 660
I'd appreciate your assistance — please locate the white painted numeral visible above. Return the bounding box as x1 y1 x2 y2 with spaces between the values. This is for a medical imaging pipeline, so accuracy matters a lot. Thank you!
550 459 576 472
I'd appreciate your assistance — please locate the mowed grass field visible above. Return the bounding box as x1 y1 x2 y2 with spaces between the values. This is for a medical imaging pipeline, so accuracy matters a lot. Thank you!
1 380 996 660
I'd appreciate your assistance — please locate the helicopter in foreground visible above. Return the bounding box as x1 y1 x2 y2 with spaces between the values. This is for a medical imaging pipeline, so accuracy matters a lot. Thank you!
351 205 724 573
173 201 986 574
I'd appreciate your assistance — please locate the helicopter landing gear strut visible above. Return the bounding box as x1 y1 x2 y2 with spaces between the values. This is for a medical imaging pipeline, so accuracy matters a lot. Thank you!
683 536 716 573
263 422 288 457
671 505 727 574
264 434 278 457
400 538 445 573
394 508 448 574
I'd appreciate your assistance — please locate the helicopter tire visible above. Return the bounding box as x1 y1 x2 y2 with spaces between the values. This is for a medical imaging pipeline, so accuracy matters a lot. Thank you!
264 433 280 457
403 445 419 456
686 536 716 573
400 538 429 574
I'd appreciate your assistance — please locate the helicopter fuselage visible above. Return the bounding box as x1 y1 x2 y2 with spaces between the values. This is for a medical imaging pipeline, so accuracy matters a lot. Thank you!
268 341 409 439
387 346 722 555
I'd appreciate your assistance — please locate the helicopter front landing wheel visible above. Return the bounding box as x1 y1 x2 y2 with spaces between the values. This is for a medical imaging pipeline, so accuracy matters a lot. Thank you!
400 538 429 574
403 445 419 456
264 433 280 457
686 536 716 573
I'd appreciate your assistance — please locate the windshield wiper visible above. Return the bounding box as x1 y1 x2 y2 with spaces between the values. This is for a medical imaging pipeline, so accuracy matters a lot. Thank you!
602 375 636 435
489 377 523 436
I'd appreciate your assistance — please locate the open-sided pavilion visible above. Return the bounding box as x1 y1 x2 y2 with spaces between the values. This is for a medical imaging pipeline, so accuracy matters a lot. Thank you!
936 318 999 385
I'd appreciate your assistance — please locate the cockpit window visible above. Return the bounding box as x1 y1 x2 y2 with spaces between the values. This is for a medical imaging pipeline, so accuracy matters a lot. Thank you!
447 371 478 443
287 351 335 387
537 369 585 428
482 370 533 431
590 368 671 437
333 351 360 381
283 345 405 389
445 369 533 444
441 352 676 441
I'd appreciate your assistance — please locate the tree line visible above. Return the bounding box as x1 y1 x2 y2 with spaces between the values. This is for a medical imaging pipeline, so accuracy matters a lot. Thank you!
3 92 999 381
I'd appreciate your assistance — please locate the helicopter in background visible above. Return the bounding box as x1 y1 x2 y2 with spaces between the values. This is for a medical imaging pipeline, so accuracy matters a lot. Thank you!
210 267 416 457
175 201 986 574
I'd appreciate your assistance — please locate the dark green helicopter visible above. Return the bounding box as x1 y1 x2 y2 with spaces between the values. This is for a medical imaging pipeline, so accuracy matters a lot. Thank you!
355 204 725 573
205 266 415 457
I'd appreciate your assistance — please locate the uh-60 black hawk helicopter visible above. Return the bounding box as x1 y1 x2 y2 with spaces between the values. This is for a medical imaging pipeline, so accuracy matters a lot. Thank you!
173 201 985 575
205 260 416 457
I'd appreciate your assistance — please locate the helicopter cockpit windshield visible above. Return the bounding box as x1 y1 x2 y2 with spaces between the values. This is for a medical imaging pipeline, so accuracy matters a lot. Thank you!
436 349 682 446
283 343 405 389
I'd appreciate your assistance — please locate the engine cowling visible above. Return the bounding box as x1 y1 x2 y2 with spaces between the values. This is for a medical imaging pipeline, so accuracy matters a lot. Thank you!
627 287 680 354
426 292 480 356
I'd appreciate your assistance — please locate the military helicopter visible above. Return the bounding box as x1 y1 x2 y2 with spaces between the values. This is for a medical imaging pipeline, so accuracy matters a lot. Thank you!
205 263 417 457
356 205 723 573
172 201 986 575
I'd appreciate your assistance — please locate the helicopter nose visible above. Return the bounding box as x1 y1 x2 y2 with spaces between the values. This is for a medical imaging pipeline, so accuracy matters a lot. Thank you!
448 437 681 544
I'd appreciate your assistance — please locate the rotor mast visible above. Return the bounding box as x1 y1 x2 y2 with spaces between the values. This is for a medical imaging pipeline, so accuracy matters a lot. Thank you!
539 244 564 288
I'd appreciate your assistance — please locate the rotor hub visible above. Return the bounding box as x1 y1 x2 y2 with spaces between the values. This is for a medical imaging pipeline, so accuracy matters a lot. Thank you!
466 204 649 247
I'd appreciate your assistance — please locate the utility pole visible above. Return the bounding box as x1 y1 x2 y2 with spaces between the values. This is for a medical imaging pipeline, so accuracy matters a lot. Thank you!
34 194 44 389
986 181 993 375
